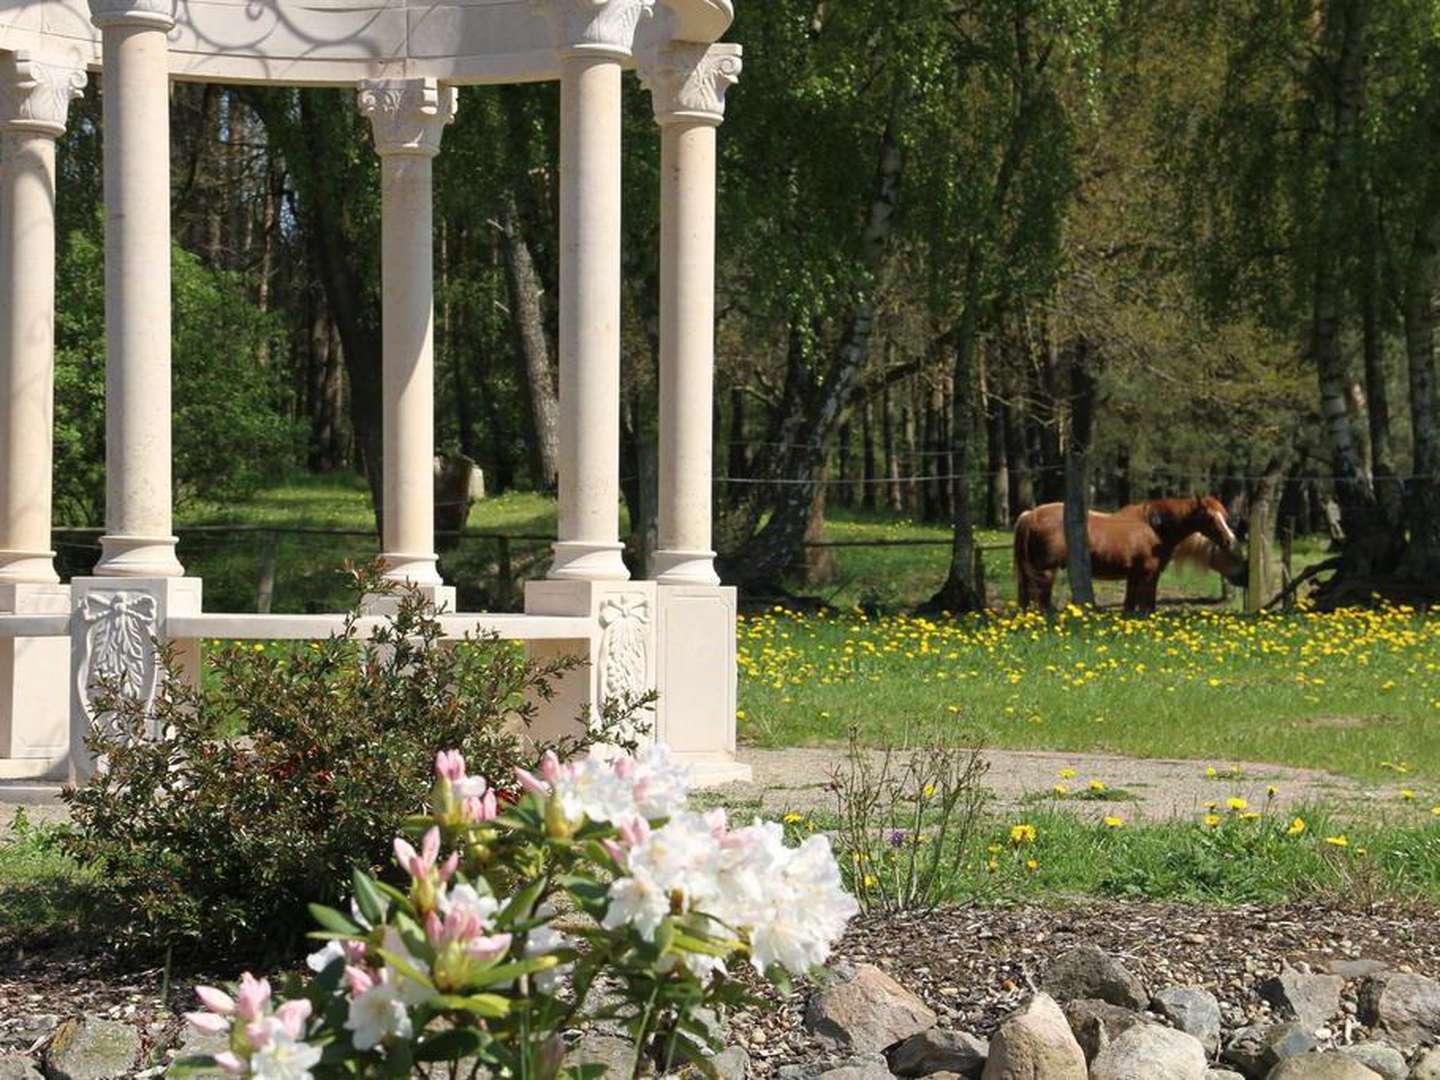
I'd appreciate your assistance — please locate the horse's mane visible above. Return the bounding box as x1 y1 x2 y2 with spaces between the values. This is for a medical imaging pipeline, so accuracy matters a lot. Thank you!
1171 533 1221 573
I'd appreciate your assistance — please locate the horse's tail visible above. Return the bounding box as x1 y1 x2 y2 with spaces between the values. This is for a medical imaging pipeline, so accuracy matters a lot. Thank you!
1014 510 1034 607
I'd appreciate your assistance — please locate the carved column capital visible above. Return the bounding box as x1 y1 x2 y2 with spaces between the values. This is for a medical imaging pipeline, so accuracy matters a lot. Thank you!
357 78 457 158
87 0 175 31
532 0 656 60
640 42 742 126
0 53 88 137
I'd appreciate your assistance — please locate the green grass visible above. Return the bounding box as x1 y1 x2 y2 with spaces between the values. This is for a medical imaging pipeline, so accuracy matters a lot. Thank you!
737 604 1440 782
0 810 96 947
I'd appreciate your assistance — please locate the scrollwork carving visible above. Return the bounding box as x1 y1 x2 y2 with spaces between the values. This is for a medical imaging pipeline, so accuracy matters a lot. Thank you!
640 42 742 125
357 78 458 157
531 0 655 59
75 590 160 731
1 54 87 137
598 592 651 707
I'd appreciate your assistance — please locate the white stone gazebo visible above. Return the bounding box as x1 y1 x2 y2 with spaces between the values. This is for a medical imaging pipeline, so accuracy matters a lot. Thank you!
0 0 748 791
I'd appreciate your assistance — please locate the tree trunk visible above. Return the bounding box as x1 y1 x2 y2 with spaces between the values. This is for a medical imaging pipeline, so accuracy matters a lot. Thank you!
983 347 1010 527
498 192 561 493
1005 366 1035 518
727 386 748 481
1362 205 1402 526
1309 0 1385 568
1401 206 1440 578
861 398 877 511
883 379 902 512
1063 341 1097 607
837 423 854 509
1245 456 1288 612
721 89 905 588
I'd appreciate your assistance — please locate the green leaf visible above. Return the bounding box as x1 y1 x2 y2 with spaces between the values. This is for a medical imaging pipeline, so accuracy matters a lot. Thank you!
165 1057 224 1077
351 869 387 925
307 903 361 935
431 993 512 1018
498 875 547 925
671 931 739 958
373 946 437 992
463 955 560 990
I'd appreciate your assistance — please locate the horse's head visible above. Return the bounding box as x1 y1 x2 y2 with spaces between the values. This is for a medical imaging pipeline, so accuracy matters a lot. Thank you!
1192 494 1237 550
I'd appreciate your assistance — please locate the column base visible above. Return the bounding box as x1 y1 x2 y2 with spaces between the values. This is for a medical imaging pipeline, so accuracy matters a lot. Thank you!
361 582 456 615
655 582 746 776
69 576 202 783
0 582 71 774
653 548 720 586
380 552 445 590
94 534 185 578
0 550 60 585
548 541 630 582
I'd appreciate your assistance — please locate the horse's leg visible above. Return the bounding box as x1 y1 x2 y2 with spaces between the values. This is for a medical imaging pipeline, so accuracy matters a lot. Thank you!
1037 571 1056 613
1140 575 1159 613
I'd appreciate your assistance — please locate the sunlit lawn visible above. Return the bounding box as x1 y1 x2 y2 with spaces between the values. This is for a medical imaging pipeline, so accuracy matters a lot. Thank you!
736 603 1440 783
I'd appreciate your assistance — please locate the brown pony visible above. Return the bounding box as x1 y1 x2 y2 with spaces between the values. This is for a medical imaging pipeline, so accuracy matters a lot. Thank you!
1013 496 1237 613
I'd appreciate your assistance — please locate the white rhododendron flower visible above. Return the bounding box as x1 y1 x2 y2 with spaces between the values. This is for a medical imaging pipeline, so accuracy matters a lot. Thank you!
344 967 414 1051
516 743 691 827
604 808 858 976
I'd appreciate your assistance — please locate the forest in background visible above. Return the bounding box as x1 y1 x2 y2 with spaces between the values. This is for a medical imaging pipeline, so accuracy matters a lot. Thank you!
44 0 1440 607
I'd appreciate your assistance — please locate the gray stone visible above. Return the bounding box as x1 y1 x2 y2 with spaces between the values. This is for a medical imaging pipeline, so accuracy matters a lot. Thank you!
707 1046 750 1080
1265 1053 1383 1079
0 1057 43 1080
1411 1048 1440 1079
887 1029 987 1078
1090 1024 1208 1080
165 1029 231 1078
1323 960 1390 981
43 1018 141 1080
1042 946 1148 1010
1061 999 1147 1064
1222 1022 1318 1079
1153 987 1224 1056
1359 973 1440 1046
1206 1073 1246 1080
2 1017 59 1051
1260 971 1346 1029
566 1034 637 1075
804 963 937 1055
1336 1043 1408 1080
779 1056 892 1080
980 993 1086 1080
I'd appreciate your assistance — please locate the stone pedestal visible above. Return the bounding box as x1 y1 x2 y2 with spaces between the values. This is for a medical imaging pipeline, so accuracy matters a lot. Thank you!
655 583 749 783
0 583 70 777
69 576 202 782
524 579 656 746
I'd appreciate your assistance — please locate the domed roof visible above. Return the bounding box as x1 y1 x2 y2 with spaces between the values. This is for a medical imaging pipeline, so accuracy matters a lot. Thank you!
0 0 733 85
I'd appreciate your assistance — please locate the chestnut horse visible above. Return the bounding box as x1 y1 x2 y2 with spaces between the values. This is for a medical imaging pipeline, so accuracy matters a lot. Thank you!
1171 534 1248 589
1013 496 1238 613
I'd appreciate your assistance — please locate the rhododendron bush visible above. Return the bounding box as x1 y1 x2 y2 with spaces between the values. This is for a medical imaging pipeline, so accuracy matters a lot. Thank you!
174 745 857 1078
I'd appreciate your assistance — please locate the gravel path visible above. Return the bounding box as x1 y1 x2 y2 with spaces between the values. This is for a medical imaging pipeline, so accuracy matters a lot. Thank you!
0 746 1374 839
711 746 1366 821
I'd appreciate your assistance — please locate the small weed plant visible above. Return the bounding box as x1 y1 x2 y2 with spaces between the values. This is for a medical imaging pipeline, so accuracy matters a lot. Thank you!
828 723 990 913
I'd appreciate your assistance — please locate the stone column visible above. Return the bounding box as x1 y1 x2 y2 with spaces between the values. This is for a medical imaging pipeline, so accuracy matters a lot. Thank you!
642 43 741 586
0 53 85 586
635 41 749 785
358 79 457 599
89 0 185 579
0 53 86 774
534 0 653 582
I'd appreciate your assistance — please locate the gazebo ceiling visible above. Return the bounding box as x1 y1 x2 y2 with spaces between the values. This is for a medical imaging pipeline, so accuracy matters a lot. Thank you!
0 0 733 85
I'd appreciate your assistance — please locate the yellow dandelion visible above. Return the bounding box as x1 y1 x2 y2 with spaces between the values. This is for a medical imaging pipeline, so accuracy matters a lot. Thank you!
1286 818 1306 836
1010 824 1037 846
1202 814 1222 828
1401 789 1416 801
1054 784 1070 796
1226 797 1249 812
1204 766 1217 778
783 812 804 824
1059 768 1078 779
1102 816 1124 829
1026 858 1039 871
863 875 877 887
1089 780 1107 793
1325 835 1350 847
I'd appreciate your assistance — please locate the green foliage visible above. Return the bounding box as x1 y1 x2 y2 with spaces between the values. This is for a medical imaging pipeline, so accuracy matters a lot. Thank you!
0 810 95 948
52 223 302 525
62 566 647 961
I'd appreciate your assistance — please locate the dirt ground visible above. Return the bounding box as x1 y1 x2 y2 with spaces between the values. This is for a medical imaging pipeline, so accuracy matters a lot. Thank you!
707 746 1369 821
